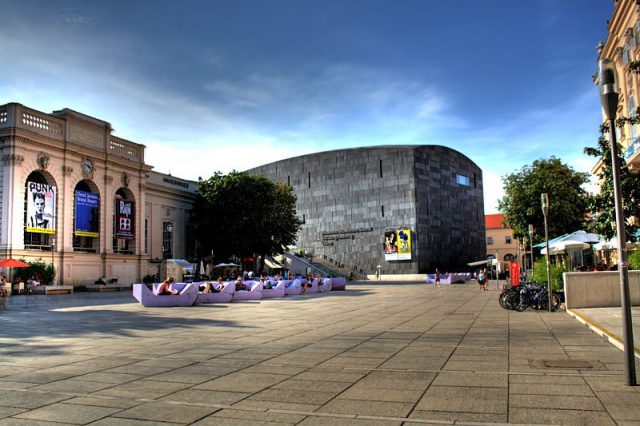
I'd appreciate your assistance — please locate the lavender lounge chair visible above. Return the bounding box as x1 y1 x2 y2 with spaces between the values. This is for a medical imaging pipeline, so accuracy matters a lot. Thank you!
232 281 263 301
132 283 198 307
284 279 302 295
318 278 332 292
262 280 286 298
196 281 235 304
331 277 346 291
302 279 319 294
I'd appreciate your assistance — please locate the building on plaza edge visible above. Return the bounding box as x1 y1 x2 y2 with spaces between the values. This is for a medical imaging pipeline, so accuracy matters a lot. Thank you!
485 213 519 263
0 102 196 287
596 0 640 173
246 145 486 275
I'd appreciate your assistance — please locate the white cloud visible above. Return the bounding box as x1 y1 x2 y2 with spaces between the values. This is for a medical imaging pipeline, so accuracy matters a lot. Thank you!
480 169 505 214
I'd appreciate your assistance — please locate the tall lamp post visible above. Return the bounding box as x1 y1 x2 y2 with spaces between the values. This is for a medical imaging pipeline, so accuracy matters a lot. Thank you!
528 224 535 274
598 59 637 386
541 194 552 313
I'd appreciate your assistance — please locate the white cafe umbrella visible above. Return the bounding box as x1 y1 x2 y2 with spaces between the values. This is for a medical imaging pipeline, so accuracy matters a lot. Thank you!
199 261 205 275
541 239 591 255
594 237 638 250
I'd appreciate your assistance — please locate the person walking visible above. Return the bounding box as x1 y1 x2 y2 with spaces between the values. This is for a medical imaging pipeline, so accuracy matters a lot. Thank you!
434 269 441 288
478 268 486 291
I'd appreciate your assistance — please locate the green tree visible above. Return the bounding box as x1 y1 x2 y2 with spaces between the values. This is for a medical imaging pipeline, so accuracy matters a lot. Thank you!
584 125 640 241
498 157 589 242
192 172 301 269
14 258 55 285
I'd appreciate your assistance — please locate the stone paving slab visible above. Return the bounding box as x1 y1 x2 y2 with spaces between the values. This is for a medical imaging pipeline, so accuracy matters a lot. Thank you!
11 402 120 424
1 283 640 425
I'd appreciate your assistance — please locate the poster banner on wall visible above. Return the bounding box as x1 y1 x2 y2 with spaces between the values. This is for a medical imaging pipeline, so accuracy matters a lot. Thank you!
115 199 135 240
509 261 520 287
384 228 398 261
396 229 412 260
75 191 100 238
26 181 56 234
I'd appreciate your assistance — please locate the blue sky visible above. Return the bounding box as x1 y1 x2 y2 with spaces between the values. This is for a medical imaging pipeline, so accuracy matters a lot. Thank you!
1 0 612 212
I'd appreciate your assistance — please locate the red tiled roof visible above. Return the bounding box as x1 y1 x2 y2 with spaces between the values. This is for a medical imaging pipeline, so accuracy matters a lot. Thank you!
485 214 508 229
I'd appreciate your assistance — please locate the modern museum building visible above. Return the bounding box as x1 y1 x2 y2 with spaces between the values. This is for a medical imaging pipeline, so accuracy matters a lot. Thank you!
247 145 486 276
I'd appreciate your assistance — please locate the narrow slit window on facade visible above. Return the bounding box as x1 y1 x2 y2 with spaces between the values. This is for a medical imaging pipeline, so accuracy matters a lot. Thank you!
308 172 311 188
287 175 290 186
381 205 385 217
379 160 383 178
144 218 148 254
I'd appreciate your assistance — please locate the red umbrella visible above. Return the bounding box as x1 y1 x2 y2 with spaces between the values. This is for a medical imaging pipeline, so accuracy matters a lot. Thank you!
0 259 30 268
0 259 30 291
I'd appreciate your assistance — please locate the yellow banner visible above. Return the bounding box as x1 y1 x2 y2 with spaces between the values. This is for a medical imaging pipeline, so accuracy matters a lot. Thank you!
26 227 55 235
75 231 99 238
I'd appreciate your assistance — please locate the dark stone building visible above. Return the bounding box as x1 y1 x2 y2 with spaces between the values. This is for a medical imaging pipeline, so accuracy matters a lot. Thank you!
247 145 485 275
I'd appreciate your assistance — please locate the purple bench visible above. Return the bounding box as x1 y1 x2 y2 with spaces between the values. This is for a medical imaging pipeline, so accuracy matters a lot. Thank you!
232 281 263 301
132 283 198 307
195 281 235 304
318 278 332 292
331 277 346 291
303 279 319 294
262 280 286 298
284 279 302 295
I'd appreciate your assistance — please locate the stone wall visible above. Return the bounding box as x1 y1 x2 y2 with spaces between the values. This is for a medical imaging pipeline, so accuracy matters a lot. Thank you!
564 271 640 309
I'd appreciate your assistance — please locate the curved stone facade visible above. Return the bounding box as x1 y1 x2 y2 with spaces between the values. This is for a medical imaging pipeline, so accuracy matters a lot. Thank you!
247 145 486 275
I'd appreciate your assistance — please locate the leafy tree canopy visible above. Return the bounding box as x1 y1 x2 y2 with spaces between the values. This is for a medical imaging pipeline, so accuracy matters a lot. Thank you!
584 125 640 241
192 171 301 265
497 157 589 242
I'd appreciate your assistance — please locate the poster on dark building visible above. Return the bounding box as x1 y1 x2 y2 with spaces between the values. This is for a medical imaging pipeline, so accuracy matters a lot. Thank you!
396 228 412 260
74 191 100 238
384 228 398 261
115 199 135 240
384 227 412 261
26 181 56 234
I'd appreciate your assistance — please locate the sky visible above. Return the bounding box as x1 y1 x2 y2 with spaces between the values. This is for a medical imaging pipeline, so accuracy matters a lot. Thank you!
0 0 613 213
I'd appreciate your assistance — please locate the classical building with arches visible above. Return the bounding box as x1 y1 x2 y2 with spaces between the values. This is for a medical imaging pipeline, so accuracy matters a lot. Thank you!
0 102 196 287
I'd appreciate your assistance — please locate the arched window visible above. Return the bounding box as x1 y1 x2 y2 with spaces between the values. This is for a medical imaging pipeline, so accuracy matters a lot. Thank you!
73 180 100 253
503 253 515 261
629 95 638 139
113 188 135 254
24 171 57 250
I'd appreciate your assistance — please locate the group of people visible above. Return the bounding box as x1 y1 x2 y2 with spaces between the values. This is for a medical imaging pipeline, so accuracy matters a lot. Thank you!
430 268 488 290
154 272 324 296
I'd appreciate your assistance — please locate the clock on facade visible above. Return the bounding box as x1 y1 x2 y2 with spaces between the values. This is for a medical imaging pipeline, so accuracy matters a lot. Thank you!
82 158 94 175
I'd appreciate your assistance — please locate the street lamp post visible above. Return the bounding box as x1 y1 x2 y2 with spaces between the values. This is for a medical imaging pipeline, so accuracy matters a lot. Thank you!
598 59 637 386
528 224 534 274
541 194 552 313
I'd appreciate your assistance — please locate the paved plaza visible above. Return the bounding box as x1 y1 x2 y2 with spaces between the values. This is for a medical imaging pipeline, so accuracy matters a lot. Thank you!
1 282 639 425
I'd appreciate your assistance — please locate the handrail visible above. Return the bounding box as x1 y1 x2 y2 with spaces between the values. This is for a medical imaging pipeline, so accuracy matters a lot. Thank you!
282 252 337 277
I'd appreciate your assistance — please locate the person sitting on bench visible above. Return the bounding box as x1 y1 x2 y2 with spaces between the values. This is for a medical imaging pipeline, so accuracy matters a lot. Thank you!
156 277 178 295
